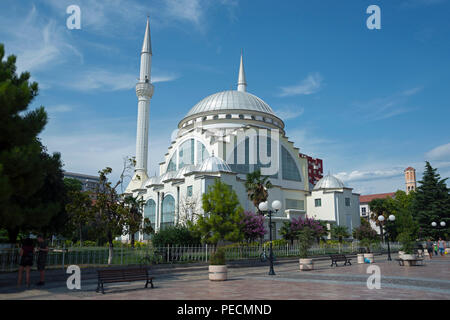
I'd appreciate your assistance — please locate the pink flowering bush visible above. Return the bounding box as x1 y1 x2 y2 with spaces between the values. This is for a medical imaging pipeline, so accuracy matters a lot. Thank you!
280 217 325 243
240 211 267 242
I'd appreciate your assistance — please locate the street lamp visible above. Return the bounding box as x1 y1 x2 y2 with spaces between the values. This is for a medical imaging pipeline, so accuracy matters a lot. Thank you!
259 200 282 276
431 221 447 238
378 214 395 261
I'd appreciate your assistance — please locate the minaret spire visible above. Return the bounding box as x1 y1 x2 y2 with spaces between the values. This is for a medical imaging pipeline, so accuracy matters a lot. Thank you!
237 49 247 92
126 18 154 193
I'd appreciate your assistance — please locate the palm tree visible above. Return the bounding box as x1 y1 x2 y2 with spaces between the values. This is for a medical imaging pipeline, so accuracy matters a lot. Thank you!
245 169 273 213
331 225 350 243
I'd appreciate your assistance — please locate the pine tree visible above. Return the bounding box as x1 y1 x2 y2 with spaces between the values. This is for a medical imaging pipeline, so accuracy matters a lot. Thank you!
413 162 450 239
195 179 244 245
0 43 67 242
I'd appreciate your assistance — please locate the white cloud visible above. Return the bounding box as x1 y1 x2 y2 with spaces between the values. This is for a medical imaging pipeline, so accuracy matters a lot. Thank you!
353 87 423 121
425 143 450 161
274 107 304 120
0 5 83 74
335 168 404 183
279 73 322 97
61 69 179 92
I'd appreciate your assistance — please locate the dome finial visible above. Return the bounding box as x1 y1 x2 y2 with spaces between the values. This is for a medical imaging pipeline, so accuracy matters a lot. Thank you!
237 49 247 92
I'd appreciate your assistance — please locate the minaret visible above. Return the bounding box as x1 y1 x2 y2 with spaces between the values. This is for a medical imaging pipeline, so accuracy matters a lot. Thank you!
127 18 154 192
237 50 247 92
404 167 416 194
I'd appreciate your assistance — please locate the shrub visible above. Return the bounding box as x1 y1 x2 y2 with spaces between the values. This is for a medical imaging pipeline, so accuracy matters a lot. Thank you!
209 247 226 265
152 225 201 248
264 239 288 247
298 227 315 258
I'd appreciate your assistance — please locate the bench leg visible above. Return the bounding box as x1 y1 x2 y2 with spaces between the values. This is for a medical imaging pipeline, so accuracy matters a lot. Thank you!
101 283 105 294
96 281 100 293
146 279 154 289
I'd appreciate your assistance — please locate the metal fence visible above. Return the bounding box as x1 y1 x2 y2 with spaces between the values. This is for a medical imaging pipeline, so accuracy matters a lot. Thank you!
0 241 404 272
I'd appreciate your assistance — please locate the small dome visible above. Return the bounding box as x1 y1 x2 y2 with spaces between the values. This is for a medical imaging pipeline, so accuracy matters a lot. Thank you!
197 155 232 173
160 171 176 182
145 175 161 187
175 164 197 179
313 175 345 190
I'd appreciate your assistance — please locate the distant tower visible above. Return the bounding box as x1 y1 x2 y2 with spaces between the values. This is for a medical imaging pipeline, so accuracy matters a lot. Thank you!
126 18 154 192
405 167 416 194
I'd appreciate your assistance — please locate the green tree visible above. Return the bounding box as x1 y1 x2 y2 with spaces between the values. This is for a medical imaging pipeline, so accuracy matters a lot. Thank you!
194 179 244 245
65 180 93 246
123 195 153 248
151 225 200 247
92 168 128 264
245 169 273 213
330 224 350 243
0 43 51 242
297 226 315 258
412 162 450 239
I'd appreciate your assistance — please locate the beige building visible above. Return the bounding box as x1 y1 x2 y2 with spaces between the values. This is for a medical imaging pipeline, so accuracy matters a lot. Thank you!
405 167 417 194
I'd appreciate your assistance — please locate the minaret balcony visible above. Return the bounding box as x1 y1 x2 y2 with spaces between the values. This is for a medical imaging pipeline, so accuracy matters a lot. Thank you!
136 82 154 98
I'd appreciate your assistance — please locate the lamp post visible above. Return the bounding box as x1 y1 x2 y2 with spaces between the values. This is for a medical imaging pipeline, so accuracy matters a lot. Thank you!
378 214 395 261
431 221 447 238
258 200 282 276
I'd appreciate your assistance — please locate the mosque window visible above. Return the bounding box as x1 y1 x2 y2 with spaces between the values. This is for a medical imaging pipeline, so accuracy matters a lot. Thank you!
345 198 351 206
196 141 209 164
281 146 302 181
213 115 219 120
203 116 207 121
239 114 244 119
143 199 156 239
167 154 177 172
315 199 322 207
161 195 175 230
226 114 232 119
187 186 193 197
179 139 195 169
251 115 256 120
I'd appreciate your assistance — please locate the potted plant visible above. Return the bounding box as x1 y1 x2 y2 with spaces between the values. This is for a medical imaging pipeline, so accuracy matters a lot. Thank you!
298 227 315 271
353 222 379 263
209 247 227 281
397 232 416 266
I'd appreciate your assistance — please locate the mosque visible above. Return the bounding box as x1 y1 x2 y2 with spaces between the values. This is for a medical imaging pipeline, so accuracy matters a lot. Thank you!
124 19 361 241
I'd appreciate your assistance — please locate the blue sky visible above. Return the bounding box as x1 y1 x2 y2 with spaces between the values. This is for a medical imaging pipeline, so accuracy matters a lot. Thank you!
1 0 449 194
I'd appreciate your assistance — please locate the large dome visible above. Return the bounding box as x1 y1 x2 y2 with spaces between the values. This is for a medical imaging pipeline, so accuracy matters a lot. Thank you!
313 175 345 190
185 90 275 118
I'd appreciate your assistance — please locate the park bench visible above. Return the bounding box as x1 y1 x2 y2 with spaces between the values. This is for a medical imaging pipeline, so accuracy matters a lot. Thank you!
96 267 154 294
330 254 352 267
395 258 424 266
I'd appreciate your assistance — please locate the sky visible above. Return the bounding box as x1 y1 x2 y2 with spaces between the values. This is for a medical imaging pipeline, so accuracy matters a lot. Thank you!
1 0 449 195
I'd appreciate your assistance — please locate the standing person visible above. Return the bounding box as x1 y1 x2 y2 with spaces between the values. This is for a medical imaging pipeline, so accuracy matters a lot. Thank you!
438 237 446 257
426 239 433 259
36 235 49 286
17 238 34 288
434 241 438 256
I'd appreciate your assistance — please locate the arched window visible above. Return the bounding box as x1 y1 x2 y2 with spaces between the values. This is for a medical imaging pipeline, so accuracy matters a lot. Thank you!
143 199 156 240
167 154 177 172
179 139 195 169
197 141 209 163
282 146 302 181
161 195 175 230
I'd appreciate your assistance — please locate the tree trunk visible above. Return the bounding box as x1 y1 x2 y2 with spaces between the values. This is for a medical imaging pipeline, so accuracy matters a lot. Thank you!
79 223 83 246
7 227 19 244
131 232 135 248
108 233 113 265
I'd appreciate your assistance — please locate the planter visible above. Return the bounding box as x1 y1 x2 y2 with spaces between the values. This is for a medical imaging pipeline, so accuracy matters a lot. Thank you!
209 265 227 281
363 253 374 263
402 254 418 266
299 258 314 271
357 253 365 264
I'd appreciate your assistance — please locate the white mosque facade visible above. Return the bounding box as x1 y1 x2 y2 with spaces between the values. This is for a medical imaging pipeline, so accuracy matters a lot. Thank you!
124 20 360 241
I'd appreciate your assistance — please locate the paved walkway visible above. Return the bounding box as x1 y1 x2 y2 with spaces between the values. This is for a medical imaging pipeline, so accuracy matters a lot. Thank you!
1 254 449 300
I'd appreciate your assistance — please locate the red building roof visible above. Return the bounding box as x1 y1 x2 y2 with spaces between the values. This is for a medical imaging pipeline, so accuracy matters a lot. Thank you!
359 192 396 203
